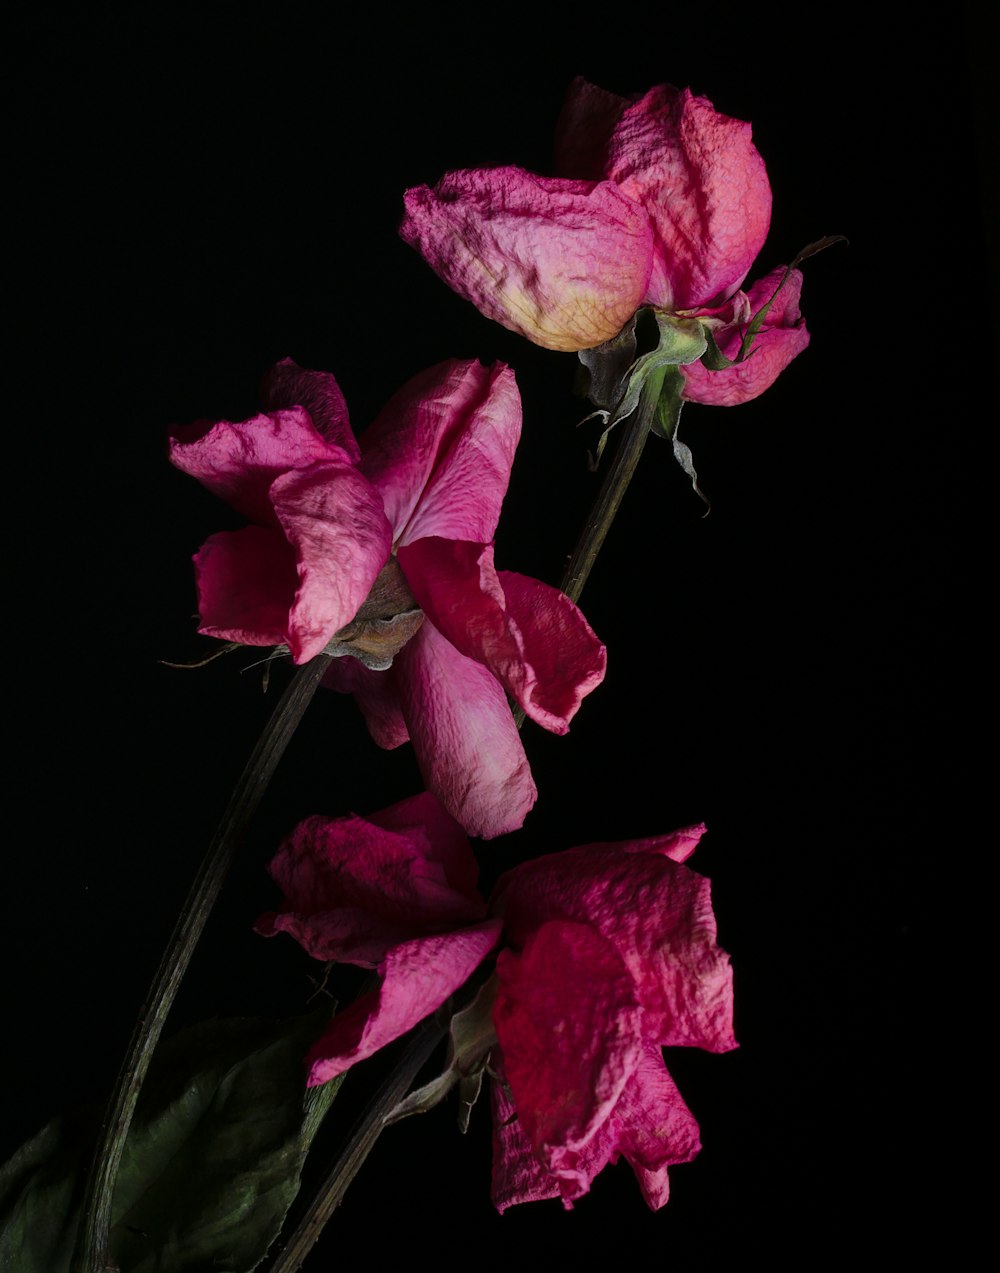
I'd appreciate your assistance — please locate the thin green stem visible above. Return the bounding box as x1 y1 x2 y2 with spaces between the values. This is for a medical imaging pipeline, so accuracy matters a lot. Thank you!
265 1021 446 1273
72 652 334 1273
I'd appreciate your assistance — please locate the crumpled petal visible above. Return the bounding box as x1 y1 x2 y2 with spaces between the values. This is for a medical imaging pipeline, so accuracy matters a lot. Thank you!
493 840 736 1052
553 76 630 180
605 84 772 311
269 461 393 662
321 656 409 749
681 267 809 406
192 524 298 647
359 360 520 546
393 620 537 839
305 920 502 1086
397 537 606 732
260 357 360 463
254 793 487 965
401 166 654 351
169 406 352 526
494 920 644 1166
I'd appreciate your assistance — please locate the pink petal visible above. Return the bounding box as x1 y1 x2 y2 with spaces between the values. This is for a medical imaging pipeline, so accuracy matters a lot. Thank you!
612 1044 702 1206
260 357 360 463
681 268 809 407
192 524 298 646
358 360 520 546
322 656 409 749
401 166 653 351
269 461 393 663
606 85 771 310
305 921 502 1085
393 620 537 839
553 76 630 180
397 538 605 732
169 406 351 526
494 844 736 1052
491 1058 563 1211
616 822 706 863
494 920 643 1166
254 796 487 964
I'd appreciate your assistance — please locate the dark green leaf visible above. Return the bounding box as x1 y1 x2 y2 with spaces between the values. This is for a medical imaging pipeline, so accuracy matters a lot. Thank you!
0 1014 340 1273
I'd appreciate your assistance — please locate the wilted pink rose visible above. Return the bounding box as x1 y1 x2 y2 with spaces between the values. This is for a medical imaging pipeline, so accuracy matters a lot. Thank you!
169 359 605 838
401 78 808 405
256 795 735 1211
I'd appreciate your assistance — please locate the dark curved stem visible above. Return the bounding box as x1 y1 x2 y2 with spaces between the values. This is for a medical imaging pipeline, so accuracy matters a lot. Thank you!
72 653 334 1273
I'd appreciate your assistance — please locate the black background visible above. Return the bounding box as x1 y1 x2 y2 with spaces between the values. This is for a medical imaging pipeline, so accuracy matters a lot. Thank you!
5 3 988 1267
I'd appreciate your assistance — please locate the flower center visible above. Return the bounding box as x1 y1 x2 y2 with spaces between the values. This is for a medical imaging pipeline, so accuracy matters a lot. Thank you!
322 558 424 671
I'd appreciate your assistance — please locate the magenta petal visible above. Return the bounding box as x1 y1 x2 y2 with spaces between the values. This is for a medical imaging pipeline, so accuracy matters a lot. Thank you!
169 406 349 526
401 166 653 351
394 621 537 839
269 461 393 663
607 85 771 310
192 525 298 646
367 791 481 904
260 357 360 463
682 268 809 407
397 538 605 732
494 920 643 1166
491 1057 563 1212
613 1044 702 1207
305 921 502 1085
358 360 519 546
495 844 736 1052
322 657 409 749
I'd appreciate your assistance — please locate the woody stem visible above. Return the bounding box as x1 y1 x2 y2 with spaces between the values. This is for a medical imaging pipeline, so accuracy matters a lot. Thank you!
72 652 334 1273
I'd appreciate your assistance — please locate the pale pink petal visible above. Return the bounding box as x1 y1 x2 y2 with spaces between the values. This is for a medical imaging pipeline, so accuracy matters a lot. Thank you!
322 656 409 749
401 166 653 352
358 360 519 545
553 76 629 180
254 798 486 964
393 621 537 839
269 461 393 663
305 921 502 1085
494 920 643 1165
607 85 771 310
397 538 605 732
169 407 350 525
260 357 360 463
681 267 809 406
192 525 298 646
494 845 736 1052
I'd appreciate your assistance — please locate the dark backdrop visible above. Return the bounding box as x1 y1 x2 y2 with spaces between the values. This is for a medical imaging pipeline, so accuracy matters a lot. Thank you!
5 4 986 1266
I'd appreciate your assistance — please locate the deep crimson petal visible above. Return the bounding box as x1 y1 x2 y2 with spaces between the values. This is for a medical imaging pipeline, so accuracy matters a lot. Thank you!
168 406 350 526
269 461 393 663
494 920 643 1164
401 166 653 351
494 844 736 1052
607 85 772 310
321 657 409 749
393 621 537 839
553 76 629 180
682 268 809 407
358 360 519 546
305 921 502 1086
260 357 360 463
192 525 298 647
255 798 486 966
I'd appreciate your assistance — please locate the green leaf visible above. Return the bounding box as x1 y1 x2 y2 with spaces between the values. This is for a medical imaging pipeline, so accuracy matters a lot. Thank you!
0 1014 341 1273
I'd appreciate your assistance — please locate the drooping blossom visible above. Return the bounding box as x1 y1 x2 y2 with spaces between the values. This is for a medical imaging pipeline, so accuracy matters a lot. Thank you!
401 78 808 406
255 793 735 1211
169 358 606 838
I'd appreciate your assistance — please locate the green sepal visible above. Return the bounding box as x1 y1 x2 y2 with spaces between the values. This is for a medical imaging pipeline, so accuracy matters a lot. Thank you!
649 366 710 511
0 1013 341 1273
385 975 498 1133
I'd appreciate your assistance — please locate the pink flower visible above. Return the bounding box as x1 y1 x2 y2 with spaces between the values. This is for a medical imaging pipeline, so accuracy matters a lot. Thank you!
169 358 606 838
401 78 808 405
256 795 735 1211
